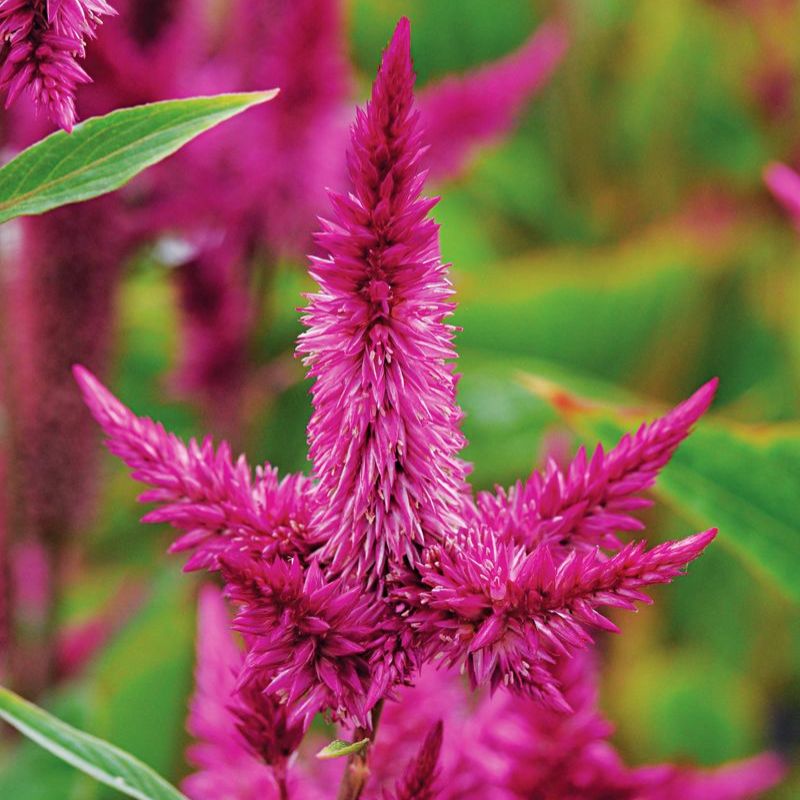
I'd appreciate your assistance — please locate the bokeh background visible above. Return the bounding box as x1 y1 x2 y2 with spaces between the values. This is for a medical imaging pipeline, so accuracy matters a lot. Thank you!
1 0 800 796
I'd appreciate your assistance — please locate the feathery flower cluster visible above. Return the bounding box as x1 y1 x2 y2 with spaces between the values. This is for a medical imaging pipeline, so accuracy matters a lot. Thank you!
76 17 769 798
296 18 471 583
0 0 114 129
185 607 782 800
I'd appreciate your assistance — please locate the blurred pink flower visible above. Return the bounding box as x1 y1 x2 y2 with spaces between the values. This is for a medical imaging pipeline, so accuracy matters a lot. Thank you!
436 652 785 800
764 161 800 228
418 20 568 180
4 199 130 548
0 0 115 129
184 587 305 800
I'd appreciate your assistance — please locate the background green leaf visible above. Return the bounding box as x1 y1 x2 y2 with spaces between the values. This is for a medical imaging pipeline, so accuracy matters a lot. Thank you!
0 686 189 800
0 92 277 223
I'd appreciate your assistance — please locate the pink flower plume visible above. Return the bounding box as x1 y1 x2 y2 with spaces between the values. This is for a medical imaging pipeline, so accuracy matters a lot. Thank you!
297 16 470 585
75 18 734 783
419 19 568 181
0 0 115 130
408 527 717 708
72 365 315 572
475 379 718 553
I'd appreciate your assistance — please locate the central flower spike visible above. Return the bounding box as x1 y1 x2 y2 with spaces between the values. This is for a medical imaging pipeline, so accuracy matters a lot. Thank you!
297 17 469 585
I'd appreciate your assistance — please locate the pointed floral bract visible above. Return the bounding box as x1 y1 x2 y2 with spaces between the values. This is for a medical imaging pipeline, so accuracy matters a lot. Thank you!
73 365 315 572
297 17 469 585
0 0 115 129
475 378 718 552
407 526 716 707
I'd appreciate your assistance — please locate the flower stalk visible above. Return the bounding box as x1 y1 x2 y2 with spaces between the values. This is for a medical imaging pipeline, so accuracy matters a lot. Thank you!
336 700 384 800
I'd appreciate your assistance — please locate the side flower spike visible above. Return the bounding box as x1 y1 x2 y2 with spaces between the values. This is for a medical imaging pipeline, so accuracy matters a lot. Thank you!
184 587 303 800
223 554 384 729
475 379 718 553
0 0 116 130
297 17 470 584
384 720 444 800
73 365 315 571
409 526 716 707
418 19 568 181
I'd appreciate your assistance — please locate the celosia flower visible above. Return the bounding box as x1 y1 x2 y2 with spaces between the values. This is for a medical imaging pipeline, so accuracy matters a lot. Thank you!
184 587 305 800
407 525 716 708
0 0 115 129
78 16 719 759
473 379 718 552
384 720 443 800
223 554 382 729
764 161 800 229
73 365 315 573
296 16 470 585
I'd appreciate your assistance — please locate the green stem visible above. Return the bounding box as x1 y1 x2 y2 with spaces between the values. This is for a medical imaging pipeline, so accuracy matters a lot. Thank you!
335 701 384 800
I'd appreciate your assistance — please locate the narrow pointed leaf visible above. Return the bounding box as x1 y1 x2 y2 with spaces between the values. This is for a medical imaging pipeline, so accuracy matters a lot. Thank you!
0 91 278 223
0 686 189 800
316 737 370 759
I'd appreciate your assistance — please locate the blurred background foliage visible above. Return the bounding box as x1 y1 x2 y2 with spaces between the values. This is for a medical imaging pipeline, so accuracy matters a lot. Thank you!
2 0 800 796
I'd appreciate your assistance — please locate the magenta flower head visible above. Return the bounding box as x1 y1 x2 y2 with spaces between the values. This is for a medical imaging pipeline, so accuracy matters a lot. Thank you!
77 16 724 780
409 523 716 709
222 554 382 729
0 0 115 130
185 587 305 800
764 161 800 229
297 16 470 585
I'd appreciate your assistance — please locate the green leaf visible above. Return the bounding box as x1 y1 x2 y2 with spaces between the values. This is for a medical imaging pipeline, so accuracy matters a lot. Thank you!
0 91 277 224
524 375 800 603
0 686 189 800
316 738 370 760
